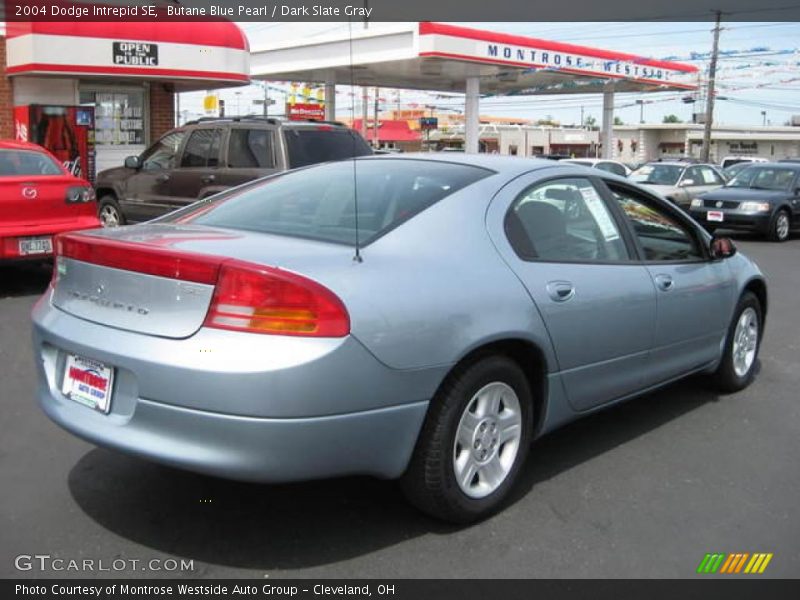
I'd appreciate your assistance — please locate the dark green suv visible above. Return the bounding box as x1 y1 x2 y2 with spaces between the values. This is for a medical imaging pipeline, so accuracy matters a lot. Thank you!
94 117 373 226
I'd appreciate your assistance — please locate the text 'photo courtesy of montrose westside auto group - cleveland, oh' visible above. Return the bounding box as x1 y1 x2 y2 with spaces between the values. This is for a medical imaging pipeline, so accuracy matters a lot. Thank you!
1 0 800 598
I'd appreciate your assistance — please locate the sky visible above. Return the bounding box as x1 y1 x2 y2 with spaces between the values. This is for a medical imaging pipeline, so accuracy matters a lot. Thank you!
178 21 800 128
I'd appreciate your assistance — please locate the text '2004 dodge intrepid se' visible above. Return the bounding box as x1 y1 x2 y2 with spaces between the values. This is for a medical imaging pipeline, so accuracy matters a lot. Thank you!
32 155 767 522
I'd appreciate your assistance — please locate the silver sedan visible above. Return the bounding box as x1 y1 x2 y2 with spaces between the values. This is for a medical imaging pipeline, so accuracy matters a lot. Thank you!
32 155 767 522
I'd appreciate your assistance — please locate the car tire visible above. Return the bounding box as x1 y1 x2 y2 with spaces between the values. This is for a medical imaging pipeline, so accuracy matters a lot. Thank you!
401 355 533 523
98 195 125 228
768 209 790 242
710 292 762 393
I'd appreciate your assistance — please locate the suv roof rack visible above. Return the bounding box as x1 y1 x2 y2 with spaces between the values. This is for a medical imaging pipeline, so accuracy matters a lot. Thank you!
183 115 283 126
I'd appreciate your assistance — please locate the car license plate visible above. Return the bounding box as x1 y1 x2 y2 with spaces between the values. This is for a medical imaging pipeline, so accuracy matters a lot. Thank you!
707 211 724 222
18 236 53 255
61 354 115 414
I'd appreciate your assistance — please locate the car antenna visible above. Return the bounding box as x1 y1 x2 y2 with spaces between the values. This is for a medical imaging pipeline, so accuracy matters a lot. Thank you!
348 18 363 263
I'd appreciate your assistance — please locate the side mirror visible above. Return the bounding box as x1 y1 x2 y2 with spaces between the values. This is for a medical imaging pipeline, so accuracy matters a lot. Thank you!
710 236 737 260
124 156 141 169
680 178 696 187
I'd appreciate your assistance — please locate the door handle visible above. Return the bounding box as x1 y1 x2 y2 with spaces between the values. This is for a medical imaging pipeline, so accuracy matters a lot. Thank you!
202 175 216 184
546 280 575 302
156 174 170 183
654 274 674 291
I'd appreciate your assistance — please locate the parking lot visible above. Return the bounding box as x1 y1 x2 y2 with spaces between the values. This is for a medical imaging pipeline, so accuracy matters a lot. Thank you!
1 233 798 579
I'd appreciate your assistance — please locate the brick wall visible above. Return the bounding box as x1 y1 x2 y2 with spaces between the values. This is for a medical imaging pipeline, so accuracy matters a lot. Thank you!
0 38 15 139
149 82 175 142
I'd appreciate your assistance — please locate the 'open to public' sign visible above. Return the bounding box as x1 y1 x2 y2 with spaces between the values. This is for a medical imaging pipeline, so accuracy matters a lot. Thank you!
113 42 159 67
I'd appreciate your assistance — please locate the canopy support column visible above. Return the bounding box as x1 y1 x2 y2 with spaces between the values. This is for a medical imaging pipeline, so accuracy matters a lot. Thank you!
602 89 614 159
465 76 480 154
324 74 336 121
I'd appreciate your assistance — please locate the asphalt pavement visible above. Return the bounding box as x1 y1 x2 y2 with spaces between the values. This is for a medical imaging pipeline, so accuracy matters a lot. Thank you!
1 234 798 579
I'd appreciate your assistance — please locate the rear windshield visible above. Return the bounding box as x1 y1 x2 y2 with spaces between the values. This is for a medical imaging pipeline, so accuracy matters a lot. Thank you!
172 159 493 245
284 128 373 169
0 149 63 176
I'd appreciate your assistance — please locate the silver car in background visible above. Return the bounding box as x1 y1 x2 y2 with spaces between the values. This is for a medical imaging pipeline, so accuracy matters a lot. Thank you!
629 161 728 208
32 155 767 522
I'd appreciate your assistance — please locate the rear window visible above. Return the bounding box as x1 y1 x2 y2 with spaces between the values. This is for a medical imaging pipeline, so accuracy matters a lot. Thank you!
0 149 63 176
284 128 373 169
172 159 492 245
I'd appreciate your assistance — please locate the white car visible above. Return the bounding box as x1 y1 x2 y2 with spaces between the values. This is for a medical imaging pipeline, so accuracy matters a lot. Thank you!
720 156 768 170
562 158 631 177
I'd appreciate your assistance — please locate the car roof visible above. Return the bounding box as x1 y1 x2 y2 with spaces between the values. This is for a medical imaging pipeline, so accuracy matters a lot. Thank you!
356 152 563 177
0 139 48 151
744 162 800 170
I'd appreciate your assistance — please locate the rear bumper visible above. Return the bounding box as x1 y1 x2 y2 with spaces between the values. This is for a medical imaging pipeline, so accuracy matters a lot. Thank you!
31 292 443 481
0 216 101 259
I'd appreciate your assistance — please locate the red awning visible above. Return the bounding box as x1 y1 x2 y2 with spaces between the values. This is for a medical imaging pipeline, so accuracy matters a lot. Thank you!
5 19 249 89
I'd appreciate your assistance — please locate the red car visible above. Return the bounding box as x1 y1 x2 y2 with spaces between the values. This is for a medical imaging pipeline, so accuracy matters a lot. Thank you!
0 140 99 260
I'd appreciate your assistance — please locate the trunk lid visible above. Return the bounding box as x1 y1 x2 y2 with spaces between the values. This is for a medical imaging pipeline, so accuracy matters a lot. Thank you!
51 223 355 339
1 174 93 225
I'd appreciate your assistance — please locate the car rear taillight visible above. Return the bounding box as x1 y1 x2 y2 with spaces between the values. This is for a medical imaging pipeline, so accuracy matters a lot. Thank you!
54 233 221 284
65 186 96 204
204 261 350 337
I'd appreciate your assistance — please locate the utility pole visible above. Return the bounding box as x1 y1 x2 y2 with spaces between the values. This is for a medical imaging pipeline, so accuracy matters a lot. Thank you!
373 86 380 148
701 11 722 163
580 105 584 128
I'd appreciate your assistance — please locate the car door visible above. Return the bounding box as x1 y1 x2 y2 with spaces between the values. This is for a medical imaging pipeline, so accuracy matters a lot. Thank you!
490 173 657 412
120 130 185 222
215 126 280 190
166 128 224 208
601 180 735 383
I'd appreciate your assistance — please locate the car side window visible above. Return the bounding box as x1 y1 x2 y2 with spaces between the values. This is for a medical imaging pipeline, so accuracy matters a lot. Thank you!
141 131 185 170
180 129 222 168
505 177 629 262
228 129 275 169
699 166 724 185
683 166 704 186
607 183 704 262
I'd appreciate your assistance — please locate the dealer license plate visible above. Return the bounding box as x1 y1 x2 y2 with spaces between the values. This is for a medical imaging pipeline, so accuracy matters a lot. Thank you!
18 236 53 255
61 354 115 414
707 211 724 222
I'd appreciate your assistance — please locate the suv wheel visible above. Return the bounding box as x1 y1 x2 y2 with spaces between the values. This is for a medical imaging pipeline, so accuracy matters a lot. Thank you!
401 355 533 523
98 196 124 228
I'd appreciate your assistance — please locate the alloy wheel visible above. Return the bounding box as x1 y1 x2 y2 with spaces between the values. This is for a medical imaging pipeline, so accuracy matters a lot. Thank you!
732 307 759 378
453 381 522 499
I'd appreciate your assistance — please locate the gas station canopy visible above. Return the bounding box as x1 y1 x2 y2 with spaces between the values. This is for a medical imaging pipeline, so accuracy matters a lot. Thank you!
250 22 698 156
251 22 698 95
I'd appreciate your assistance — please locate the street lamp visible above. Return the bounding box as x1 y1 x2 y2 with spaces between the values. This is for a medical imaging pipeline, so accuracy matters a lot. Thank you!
636 99 645 124
761 111 767 126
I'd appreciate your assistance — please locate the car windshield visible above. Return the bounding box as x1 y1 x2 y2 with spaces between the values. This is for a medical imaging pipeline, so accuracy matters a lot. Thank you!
170 159 493 245
284 128 373 169
0 149 63 176
727 167 797 191
629 164 683 186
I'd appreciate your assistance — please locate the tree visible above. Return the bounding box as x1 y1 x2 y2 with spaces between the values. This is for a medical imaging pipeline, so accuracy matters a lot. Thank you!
613 116 625 126
584 115 598 130
663 114 683 123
